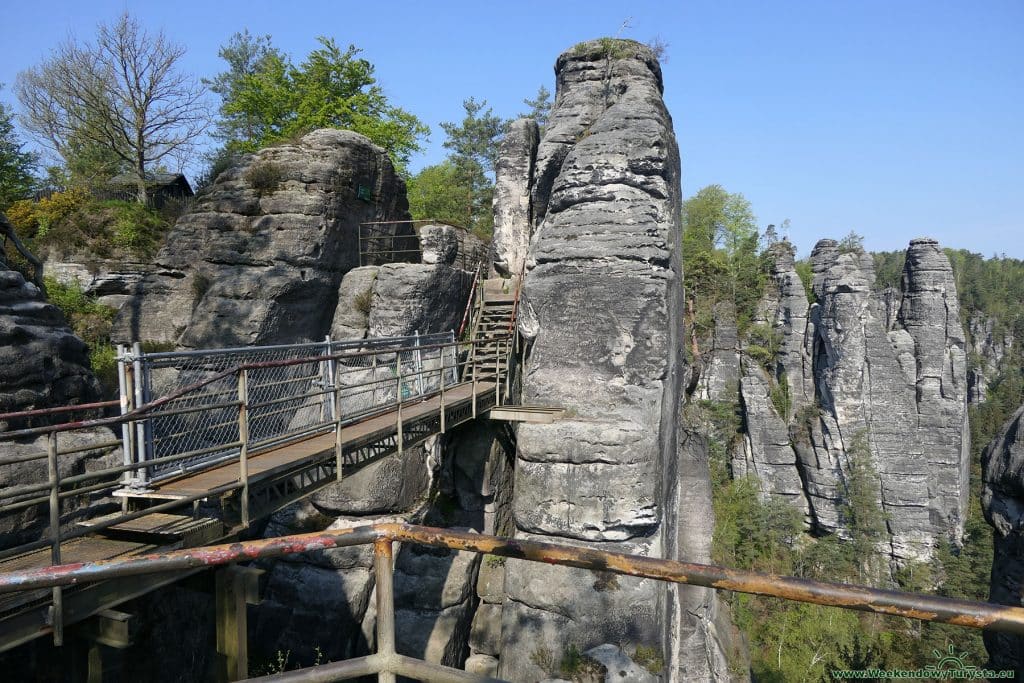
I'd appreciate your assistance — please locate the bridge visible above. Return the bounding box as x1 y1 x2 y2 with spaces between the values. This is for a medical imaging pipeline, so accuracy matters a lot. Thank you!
3 267 1024 681
0 268 558 669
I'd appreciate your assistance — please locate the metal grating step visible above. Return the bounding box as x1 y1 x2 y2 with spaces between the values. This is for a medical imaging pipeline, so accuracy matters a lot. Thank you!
80 512 224 547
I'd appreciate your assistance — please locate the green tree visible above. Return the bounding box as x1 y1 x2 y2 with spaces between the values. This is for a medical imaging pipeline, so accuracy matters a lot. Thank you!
0 92 36 210
204 30 284 148
837 230 865 254
439 97 506 235
16 12 208 203
839 431 889 580
520 85 553 131
681 184 765 336
406 161 472 228
215 36 428 172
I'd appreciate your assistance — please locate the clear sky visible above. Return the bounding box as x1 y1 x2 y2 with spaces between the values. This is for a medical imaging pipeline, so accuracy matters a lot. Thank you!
1 0 1021 258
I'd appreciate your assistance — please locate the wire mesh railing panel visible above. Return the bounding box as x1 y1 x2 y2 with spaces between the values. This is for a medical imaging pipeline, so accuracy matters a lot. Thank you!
138 342 329 481
130 332 458 483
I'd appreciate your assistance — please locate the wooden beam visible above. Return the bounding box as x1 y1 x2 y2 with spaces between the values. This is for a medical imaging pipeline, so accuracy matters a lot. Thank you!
77 608 136 649
215 566 262 682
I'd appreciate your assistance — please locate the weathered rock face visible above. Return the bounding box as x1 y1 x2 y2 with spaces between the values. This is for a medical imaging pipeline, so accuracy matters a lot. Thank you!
111 129 412 347
0 255 101 417
734 237 969 563
491 118 539 278
498 39 729 681
968 313 1014 404
367 264 473 338
48 258 153 310
696 302 739 401
0 239 118 550
982 403 1024 671
329 263 473 341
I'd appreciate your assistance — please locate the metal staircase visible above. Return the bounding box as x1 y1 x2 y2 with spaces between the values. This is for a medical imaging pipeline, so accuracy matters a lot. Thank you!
467 278 519 384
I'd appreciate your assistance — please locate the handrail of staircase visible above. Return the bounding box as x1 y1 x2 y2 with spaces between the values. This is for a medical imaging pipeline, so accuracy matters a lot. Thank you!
507 262 526 334
456 259 486 339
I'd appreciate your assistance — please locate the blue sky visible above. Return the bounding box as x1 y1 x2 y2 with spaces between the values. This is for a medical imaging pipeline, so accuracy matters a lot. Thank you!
1 0 1021 257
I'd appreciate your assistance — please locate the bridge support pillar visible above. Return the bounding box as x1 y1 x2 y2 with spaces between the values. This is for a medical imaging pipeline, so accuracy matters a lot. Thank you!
215 565 262 682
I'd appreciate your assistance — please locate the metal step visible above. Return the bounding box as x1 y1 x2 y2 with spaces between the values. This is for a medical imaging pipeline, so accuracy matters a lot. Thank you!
79 512 224 547
488 405 566 423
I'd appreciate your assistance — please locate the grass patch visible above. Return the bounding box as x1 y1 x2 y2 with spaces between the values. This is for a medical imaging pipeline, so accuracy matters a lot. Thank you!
353 287 374 316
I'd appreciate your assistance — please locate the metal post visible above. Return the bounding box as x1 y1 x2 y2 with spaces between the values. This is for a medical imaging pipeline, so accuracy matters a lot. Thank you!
495 339 502 407
507 333 516 400
121 347 141 490
471 343 478 418
237 369 250 529
395 354 403 454
439 346 446 434
47 431 63 646
333 359 344 482
322 335 334 424
414 331 424 398
116 345 132 505
131 342 148 486
374 539 396 683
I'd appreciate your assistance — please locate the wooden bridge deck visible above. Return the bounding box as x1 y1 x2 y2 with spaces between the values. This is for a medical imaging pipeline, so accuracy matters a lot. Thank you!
0 380 498 651
151 379 496 497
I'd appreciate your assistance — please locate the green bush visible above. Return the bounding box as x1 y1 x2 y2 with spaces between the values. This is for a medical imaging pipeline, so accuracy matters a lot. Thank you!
746 323 782 371
244 161 284 196
353 287 373 316
768 378 792 419
43 277 119 394
7 192 169 260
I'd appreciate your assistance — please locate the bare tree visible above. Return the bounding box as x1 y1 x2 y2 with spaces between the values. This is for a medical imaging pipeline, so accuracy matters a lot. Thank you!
15 13 209 202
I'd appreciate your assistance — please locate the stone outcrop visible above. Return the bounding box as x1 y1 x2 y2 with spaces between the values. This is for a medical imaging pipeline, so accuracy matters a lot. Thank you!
0 237 118 548
968 313 1014 404
112 129 412 347
495 39 730 681
982 403 1024 671
0 247 101 418
48 258 153 310
734 237 969 563
696 302 740 401
491 119 539 278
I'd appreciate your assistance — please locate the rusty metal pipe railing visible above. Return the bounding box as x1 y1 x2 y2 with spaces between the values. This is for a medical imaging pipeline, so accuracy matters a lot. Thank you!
1 522 1024 635
0 399 120 423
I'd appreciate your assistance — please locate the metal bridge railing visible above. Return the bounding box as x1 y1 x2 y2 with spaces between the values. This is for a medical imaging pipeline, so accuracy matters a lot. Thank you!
358 219 485 271
0 522 1023 682
119 332 457 485
0 332 514 646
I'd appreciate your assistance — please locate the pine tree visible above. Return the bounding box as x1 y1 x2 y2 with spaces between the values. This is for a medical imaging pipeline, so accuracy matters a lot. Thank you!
0 92 36 210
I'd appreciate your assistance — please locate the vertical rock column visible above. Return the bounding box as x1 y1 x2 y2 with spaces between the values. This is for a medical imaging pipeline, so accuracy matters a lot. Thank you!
491 119 539 278
982 403 1024 671
498 40 721 681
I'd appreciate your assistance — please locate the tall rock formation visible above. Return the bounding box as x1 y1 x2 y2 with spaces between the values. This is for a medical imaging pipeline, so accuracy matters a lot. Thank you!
733 237 969 563
112 129 412 347
982 403 1024 671
493 39 730 681
491 119 539 278
0 229 117 549
0 233 100 417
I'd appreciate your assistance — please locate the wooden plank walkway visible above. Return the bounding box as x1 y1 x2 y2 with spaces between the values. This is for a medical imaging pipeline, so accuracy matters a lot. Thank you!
152 380 495 498
0 378 497 650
